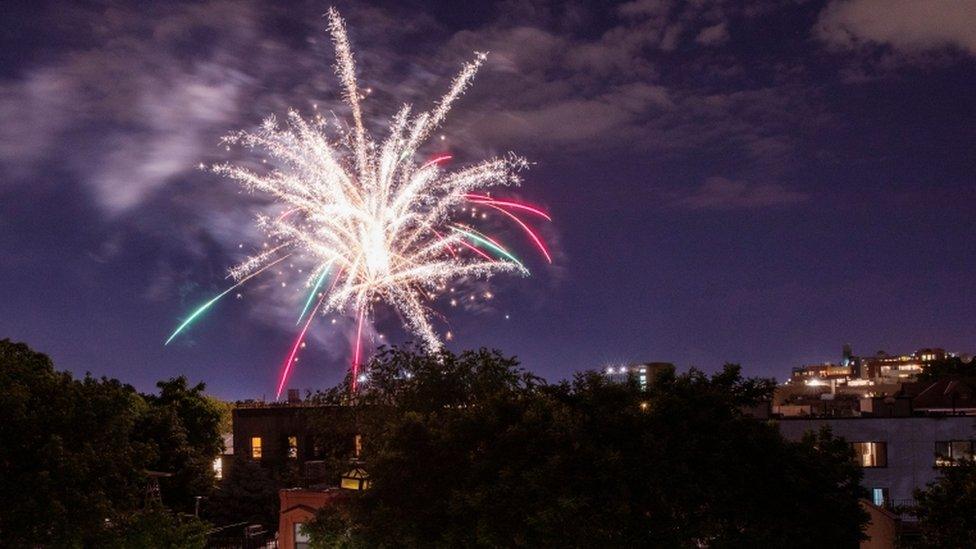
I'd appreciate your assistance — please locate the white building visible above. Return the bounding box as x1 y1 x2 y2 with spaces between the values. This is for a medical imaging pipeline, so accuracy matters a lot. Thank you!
777 416 976 507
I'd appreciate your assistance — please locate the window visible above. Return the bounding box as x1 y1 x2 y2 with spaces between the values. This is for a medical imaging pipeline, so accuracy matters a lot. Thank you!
288 436 298 459
871 488 889 508
935 440 975 466
354 434 362 459
213 456 223 480
294 522 310 549
251 436 262 459
851 442 887 467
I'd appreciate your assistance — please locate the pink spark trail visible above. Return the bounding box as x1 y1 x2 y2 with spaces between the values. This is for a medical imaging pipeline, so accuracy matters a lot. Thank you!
351 307 366 392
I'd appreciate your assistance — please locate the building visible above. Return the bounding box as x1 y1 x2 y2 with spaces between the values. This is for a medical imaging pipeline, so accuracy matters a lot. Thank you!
775 373 976 541
604 362 674 390
278 487 344 549
776 345 966 416
231 393 353 485
786 346 952 389
859 348 947 383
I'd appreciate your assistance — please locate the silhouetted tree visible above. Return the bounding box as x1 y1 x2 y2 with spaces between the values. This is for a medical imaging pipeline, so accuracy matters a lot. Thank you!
138 376 224 512
918 356 976 382
206 457 282 530
912 464 976 547
0 339 220 545
304 346 868 547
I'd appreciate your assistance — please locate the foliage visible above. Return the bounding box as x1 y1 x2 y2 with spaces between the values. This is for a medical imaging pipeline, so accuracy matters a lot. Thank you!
917 356 976 382
0 339 222 545
205 457 282 530
138 376 224 513
912 464 976 547
99 507 210 549
206 394 235 435
304 346 868 548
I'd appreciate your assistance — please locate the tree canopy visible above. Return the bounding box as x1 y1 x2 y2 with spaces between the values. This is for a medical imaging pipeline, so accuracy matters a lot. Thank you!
912 463 976 547
0 339 220 546
304 345 868 547
918 356 976 382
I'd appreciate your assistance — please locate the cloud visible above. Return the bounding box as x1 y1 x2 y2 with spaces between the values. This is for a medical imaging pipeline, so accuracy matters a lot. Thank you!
696 22 729 45
817 0 976 56
670 176 808 210
0 1 255 212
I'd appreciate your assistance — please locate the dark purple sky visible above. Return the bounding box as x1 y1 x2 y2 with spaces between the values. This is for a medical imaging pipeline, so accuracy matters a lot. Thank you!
2 0 975 399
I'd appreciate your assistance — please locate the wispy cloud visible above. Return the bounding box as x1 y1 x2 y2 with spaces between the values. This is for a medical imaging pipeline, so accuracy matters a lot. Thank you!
670 176 808 210
817 0 976 57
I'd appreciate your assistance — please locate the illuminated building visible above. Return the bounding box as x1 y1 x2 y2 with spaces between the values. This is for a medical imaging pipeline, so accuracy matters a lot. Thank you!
858 348 946 382
777 376 976 525
778 414 975 510
230 391 353 485
786 346 950 388
604 362 674 390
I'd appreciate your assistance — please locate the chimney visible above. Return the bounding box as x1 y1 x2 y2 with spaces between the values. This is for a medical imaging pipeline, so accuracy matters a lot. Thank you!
287 388 301 404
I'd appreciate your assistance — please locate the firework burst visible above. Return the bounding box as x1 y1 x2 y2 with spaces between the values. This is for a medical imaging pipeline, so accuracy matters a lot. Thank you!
166 9 553 397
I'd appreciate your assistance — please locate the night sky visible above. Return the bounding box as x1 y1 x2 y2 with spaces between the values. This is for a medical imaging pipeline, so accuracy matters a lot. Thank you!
2 0 975 399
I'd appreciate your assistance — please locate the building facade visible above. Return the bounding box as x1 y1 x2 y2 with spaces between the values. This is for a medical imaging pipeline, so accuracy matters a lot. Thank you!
777 416 976 506
230 399 353 486
278 487 344 549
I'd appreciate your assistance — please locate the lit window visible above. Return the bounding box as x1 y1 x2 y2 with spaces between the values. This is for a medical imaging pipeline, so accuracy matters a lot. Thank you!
213 456 223 480
295 522 310 548
851 442 887 467
288 436 298 459
354 434 362 458
935 440 975 466
251 436 262 459
871 488 889 507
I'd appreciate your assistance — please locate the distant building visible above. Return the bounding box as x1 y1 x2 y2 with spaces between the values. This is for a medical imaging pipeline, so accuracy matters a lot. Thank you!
786 346 950 388
604 362 674 389
777 345 964 414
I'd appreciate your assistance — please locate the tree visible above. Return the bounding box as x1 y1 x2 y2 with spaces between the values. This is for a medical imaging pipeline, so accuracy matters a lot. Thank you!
206 457 282 530
918 356 976 382
304 346 868 547
0 339 150 544
138 376 224 513
99 507 210 549
912 464 976 547
0 339 222 545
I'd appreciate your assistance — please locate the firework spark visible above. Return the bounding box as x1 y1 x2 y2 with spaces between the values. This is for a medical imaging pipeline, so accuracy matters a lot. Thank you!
166 9 553 397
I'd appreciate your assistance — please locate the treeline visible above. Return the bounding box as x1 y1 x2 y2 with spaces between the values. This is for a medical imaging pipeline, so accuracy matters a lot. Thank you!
302 346 869 547
0 339 221 546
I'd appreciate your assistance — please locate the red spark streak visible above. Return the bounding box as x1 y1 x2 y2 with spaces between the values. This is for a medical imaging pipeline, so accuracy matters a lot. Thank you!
276 296 324 400
276 207 301 223
457 237 495 261
430 228 459 258
351 307 366 392
274 268 345 400
420 154 453 170
484 203 553 263
464 194 552 221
